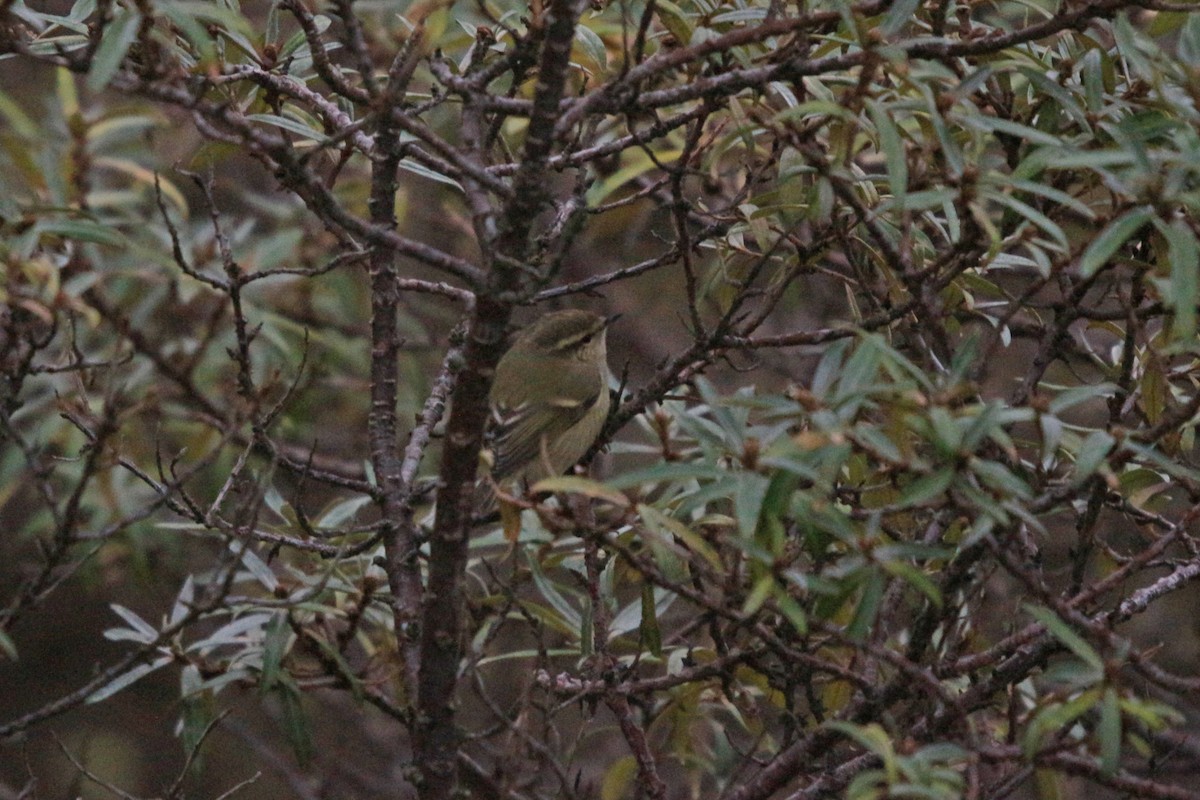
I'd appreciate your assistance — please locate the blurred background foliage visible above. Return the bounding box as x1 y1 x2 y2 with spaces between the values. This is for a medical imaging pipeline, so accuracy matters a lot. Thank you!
3 0 1200 798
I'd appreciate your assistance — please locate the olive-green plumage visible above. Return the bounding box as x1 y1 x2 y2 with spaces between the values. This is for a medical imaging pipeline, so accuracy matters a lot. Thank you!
483 309 613 497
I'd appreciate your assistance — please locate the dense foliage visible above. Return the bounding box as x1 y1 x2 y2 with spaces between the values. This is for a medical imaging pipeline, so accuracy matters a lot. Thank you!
3 0 1200 798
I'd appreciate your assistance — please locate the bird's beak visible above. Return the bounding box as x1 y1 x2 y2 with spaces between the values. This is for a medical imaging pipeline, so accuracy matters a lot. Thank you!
604 313 622 328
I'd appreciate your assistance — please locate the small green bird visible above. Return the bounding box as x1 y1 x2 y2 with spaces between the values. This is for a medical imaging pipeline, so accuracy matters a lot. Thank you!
482 309 616 504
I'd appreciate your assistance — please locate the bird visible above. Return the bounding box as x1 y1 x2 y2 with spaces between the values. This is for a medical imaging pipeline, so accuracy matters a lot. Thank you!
479 309 616 511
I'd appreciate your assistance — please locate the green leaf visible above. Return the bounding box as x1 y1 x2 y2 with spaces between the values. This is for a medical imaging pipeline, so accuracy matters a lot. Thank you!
1158 218 1200 343
898 467 954 508
1073 431 1115 483
1099 687 1122 776
987 191 1068 250
35 218 127 246
866 100 907 208
961 401 1004 452
0 629 16 661
879 0 922 36
1025 605 1103 671
833 338 882 404
168 576 195 628
825 722 898 782
639 583 662 656
1023 688 1101 759
970 459 1032 500
108 603 158 642
86 656 173 703
810 338 851 398
607 461 725 490
260 613 290 691
87 10 141 93
273 676 315 764
0 88 37 137
1047 383 1117 415
235 544 279 592
710 7 768 24
655 0 693 44
775 591 808 635
637 504 723 570
637 506 690 582
881 561 941 608
526 551 582 631
963 115 1064 147
846 569 885 641
742 574 775 615
735 472 770 539
1080 207 1155 277
574 23 608 71
601 755 638 800
1007 178 1096 221
247 113 330 143
530 475 630 506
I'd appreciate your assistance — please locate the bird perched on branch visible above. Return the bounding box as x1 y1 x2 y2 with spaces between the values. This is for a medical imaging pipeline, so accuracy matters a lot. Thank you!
479 309 616 514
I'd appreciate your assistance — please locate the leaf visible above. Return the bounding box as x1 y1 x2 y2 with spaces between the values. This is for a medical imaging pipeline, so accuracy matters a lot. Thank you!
574 23 607 71
987 191 1068 250
86 656 172 703
0 629 18 661
606 460 725 490
109 603 158 642
35 218 126 246
272 676 315 764
735 472 770 539
639 583 662 656
0 87 37 138
768 589 808 638
866 100 907 208
235 544 279 592
1073 431 1115 483
87 10 141 93
881 561 941 608
1080 207 1155 277
638 505 721 568
530 475 630 506
880 0 922 36
1025 605 1103 671
1158 218 1200 343
159 4 217 64
741 574 774 616
898 467 954 507
259 613 290 691
710 7 768 24
971 459 1032 500
636 506 691 581
526 551 582 631
247 113 330 143
1023 688 1101 759
833 338 882 403
315 494 373 529
846 569 885 641
398 154 465 190
601 755 638 800
1007 178 1096 221
825 722 898 782
168 576 195 628
500 496 522 542
1047 383 1117 415
1099 687 1122 776
964 115 1064 147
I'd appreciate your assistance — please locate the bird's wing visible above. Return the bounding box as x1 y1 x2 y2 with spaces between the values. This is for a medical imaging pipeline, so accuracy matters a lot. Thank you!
488 374 601 481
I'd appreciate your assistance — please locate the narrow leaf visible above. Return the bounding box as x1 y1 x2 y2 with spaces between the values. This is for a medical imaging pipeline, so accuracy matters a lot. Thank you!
1080 207 1154 277
87 11 140 93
